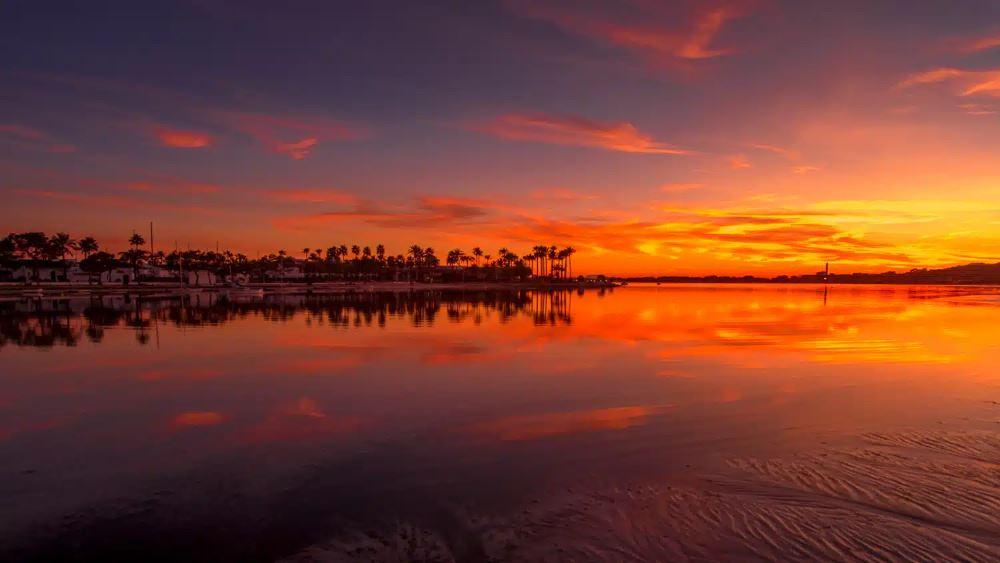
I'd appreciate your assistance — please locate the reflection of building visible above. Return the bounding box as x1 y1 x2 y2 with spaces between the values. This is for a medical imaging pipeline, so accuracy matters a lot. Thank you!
0 289 582 348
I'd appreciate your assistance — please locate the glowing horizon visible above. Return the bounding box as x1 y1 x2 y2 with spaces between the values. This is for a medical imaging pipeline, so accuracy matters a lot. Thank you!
2 1 1000 276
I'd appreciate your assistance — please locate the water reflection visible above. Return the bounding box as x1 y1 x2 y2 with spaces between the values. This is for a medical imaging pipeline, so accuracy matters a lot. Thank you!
0 289 582 349
1 285 998 562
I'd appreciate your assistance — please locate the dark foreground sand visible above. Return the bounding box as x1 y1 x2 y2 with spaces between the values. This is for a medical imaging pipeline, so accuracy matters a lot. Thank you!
281 430 1000 562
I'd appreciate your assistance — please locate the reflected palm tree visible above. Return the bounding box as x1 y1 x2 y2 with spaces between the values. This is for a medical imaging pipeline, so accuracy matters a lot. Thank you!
0 289 578 349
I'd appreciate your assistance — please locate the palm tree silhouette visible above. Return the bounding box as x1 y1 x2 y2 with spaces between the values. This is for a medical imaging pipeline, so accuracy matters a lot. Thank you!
78 236 99 259
472 246 483 266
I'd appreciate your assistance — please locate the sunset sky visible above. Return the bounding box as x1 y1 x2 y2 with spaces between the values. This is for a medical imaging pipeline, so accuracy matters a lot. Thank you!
2 0 999 276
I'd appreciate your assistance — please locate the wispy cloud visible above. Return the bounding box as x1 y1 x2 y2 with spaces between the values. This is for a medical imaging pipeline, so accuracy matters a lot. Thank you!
951 32 1000 54
728 153 752 169
898 67 1000 97
10 188 218 215
507 0 755 66
273 195 503 230
659 182 704 193
266 189 359 204
747 143 797 160
154 126 212 148
468 113 691 155
530 187 600 201
792 165 821 174
0 124 76 153
213 111 366 160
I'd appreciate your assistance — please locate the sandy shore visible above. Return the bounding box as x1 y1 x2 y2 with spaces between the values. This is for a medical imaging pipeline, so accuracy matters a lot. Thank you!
280 429 1000 562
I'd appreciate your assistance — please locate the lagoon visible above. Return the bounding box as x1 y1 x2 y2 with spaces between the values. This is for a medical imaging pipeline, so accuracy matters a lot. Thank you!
1 285 998 561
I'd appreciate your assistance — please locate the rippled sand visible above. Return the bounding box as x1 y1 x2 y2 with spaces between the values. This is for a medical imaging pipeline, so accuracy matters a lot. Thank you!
283 431 1000 562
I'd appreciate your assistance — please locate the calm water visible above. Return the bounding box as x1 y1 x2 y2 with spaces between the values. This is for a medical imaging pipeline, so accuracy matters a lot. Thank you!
2 285 999 561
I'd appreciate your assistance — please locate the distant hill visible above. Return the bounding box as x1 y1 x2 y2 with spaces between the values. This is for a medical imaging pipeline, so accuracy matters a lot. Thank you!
626 262 1000 285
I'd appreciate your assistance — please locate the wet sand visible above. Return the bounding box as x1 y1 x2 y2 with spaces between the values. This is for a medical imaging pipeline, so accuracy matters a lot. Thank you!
282 429 1000 562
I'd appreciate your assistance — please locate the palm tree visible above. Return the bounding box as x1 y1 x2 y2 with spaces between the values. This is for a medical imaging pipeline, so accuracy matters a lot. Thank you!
498 247 509 267
302 247 311 258
376 244 386 263
532 245 548 276
472 247 483 266
564 246 576 279
351 244 361 260
79 236 98 258
129 232 146 251
49 232 78 259
48 232 78 280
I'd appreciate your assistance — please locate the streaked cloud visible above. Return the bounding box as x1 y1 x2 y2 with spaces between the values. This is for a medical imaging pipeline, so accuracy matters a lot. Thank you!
507 0 754 65
747 143 798 160
898 67 1000 97
792 165 821 174
273 195 502 230
469 113 691 155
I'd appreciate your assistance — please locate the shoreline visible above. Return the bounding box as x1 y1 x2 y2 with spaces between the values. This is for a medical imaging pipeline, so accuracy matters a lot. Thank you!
0 280 621 298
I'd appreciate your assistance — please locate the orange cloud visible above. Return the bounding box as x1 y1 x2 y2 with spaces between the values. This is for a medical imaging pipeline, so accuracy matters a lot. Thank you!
469 113 691 155
507 0 753 65
729 153 752 169
154 127 212 148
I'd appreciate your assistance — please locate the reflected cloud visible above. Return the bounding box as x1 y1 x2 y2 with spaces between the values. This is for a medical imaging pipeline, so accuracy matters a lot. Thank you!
467 406 654 441
240 397 363 444
171 411 226 428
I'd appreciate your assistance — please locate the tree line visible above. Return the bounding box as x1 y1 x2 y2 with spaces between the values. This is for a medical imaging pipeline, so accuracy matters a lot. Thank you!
1 231 579 283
